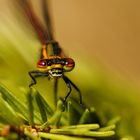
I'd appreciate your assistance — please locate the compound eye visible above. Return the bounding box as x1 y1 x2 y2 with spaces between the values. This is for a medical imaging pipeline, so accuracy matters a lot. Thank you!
37 59 47 68
63 58 75 72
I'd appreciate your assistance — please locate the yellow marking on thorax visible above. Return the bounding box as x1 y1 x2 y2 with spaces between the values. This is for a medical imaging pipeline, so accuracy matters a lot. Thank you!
42 45 48 59
47 43 54 56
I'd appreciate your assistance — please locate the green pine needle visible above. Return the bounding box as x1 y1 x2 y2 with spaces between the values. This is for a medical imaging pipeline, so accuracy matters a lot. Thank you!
0 85 134 139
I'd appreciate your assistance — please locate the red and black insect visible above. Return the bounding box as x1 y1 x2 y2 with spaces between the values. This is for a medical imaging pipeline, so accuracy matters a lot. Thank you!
20 0 82 104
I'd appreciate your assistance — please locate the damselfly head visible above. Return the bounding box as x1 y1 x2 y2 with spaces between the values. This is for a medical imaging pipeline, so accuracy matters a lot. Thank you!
37 57 75 77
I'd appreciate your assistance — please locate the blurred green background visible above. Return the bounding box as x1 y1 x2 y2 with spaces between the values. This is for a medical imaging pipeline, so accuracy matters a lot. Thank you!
0 0 140 139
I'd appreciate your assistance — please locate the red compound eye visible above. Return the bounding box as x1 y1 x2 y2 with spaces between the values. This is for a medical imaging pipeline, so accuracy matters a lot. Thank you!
37 59 47 68
63 58 75 72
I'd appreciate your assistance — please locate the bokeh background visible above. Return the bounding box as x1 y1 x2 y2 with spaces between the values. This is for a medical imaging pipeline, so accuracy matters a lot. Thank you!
0 0 140 139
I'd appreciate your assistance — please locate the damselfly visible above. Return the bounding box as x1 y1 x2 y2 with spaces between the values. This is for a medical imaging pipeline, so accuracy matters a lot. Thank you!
20 0 82 104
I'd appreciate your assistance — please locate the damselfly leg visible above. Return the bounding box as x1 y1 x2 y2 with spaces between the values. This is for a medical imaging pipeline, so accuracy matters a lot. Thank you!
63 75 82 104
28 70 49 87
54 78 58 106
29 71 82 104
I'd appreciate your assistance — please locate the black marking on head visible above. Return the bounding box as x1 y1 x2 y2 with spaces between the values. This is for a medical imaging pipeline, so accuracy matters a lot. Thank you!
47 58 66 66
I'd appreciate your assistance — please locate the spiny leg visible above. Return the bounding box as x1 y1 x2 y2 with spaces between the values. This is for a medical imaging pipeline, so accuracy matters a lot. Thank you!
28 70 48 87
54 78 58 106
63 75 82 104
62 76 72 103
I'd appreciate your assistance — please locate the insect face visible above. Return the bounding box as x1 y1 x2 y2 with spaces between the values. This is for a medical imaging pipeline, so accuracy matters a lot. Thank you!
37 58 75 77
